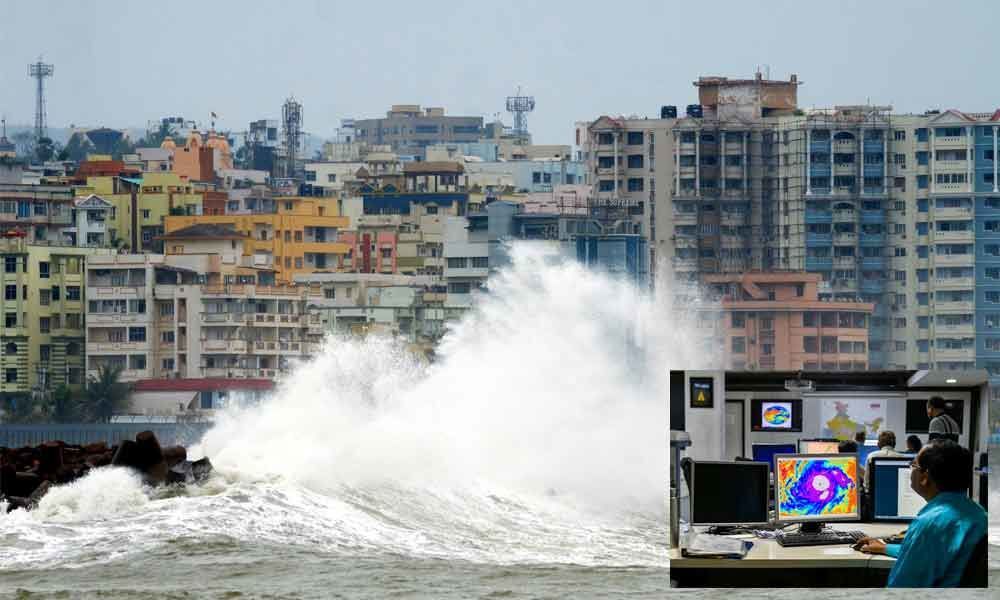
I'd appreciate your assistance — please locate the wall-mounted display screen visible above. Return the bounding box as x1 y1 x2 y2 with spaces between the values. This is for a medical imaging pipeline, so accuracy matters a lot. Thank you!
750 399 803 432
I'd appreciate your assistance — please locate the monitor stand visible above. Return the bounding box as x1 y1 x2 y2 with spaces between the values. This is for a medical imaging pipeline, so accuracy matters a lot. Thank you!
799 522 825 535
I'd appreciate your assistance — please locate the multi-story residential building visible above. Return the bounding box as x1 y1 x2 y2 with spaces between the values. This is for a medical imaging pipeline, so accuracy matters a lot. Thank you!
0 183 77 244
1 237 114 398
85 233 324 384
702 272 874 371
354 105 484 159
583 73 999 377
163 195 350 284
296 272 447 356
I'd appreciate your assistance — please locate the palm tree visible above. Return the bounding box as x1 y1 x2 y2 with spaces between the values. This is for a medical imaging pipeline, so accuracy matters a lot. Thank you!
47 385 82 423
84 364 131 423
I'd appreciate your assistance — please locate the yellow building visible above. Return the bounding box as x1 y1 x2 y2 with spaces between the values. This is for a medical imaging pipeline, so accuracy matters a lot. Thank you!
74 172 204 252
0 237 115 398
163 196 350 284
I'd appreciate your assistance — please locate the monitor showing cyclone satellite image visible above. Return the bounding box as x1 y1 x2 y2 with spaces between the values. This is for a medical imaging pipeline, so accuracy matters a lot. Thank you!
750 399 803 432
775 454 860 522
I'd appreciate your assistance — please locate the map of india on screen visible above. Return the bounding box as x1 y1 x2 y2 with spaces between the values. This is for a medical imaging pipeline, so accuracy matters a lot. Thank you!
821 398 886 441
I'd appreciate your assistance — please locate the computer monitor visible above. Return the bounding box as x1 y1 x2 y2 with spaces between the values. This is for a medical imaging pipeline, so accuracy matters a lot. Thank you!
690 460 770 527
858 443 881 466
774 454 860 528
798 439 841 454
905 398 964 434
870 457 927 521
750 399 803 432
751 443 797 472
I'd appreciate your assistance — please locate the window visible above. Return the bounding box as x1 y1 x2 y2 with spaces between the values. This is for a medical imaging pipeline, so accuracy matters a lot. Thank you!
731 312 745 327
627 178 644 192
65 313 80 329
4 256 16 273
128 327 146 342
39 261 50 279
598 180 615 192
4 285 15 300
447 257 467 268
426 205 438 215
627 154 644 169
760 317 773 331
39 317 50 333
471 256 489 268
142 209 151 219
3 342 16 355
162 358 175 371
731 336 746 354
129 299 146 313
39 345 50 361
532 172 542 184
161 331 175 343
324 288 335 299
449 282 471 294
894 317 907 328
129 355 146 370
66 286 81 301
803 337 818 353
4 368 16 383
4 312 15 328
626 131 643 145
295 258 303 269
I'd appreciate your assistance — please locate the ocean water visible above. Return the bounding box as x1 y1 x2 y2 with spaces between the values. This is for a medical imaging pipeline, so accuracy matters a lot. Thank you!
1 245 706 598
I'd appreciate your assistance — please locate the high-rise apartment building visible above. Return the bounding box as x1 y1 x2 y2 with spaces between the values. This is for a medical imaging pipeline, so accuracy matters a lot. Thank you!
354 105 484 159
584 74 999 376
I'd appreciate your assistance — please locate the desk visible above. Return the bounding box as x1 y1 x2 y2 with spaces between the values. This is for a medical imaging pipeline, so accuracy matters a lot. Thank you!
669 523 902 588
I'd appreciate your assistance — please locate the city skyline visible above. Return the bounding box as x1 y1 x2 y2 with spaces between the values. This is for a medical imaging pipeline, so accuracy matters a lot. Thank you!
2 0 999 145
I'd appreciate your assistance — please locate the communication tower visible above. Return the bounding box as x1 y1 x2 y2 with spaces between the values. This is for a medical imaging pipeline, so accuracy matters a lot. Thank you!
28 58 54 141
505 87 535 142
281 96 303 178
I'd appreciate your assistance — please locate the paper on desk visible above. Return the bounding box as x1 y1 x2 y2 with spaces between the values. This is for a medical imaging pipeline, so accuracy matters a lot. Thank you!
681 532 752 559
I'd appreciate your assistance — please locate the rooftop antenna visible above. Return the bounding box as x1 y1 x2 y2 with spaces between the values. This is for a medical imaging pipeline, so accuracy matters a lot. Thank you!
505 86 535 142
28 56 54 141
282 96 303 178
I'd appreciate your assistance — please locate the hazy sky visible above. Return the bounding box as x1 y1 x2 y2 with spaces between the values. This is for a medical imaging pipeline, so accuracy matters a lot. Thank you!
2 0 998 145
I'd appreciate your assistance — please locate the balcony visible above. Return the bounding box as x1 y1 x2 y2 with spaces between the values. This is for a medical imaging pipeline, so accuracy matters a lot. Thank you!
89 286 144 299
806 232 832 245
833 232 857 244
859 233 885 245
87 368 150 382
87 312 150 325
861 257 885 270
810 164 831 177
933 253 974 267
833 256 858 269
933 276 975 289
805 257 833 270
860 210 885 224
201 367 278 379
932 230 973 243
863 141 885 153
933 205 973 220
833 139 856 151
201 339 249 353
833 209 856 223
200 312 251 325
805 209 832 224
86 341 152 354
861 279 884 294
810 140 831 153
933 299 974 312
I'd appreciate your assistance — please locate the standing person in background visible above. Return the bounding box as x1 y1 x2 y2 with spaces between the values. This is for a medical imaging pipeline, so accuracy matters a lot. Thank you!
864 431 902 491
927 397 960 442
906 435 923 454
854 430 867 446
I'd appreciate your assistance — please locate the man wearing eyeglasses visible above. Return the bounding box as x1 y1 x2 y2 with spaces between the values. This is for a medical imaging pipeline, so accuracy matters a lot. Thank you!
854 440 986 587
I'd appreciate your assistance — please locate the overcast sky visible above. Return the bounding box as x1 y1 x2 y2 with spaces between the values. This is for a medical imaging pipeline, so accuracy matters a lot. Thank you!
2 0 997 145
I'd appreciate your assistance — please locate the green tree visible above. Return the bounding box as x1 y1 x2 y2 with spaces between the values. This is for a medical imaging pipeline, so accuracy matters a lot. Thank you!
137 121 177 148
46 385 82 423
2 393 43 424
83 364 131 422
63 133 94 162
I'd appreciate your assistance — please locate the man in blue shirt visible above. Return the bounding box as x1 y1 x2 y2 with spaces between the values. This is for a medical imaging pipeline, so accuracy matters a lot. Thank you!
855 439 986 587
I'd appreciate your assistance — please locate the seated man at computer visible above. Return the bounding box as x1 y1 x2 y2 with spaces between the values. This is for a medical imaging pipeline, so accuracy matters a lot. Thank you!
863 431 902 491
857 440 986 588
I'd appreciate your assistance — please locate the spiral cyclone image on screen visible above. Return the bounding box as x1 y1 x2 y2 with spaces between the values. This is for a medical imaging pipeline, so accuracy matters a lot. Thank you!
777 457 858 517
762 404 791 427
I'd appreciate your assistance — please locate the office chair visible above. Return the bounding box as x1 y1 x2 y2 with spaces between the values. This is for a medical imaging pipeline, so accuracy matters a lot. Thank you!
958 534 987 587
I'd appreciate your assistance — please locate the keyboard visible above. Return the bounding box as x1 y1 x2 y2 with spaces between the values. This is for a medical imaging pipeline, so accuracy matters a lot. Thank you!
775 530 866 547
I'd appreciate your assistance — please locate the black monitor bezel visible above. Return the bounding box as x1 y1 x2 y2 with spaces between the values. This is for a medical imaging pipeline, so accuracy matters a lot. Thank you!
689 459 771 527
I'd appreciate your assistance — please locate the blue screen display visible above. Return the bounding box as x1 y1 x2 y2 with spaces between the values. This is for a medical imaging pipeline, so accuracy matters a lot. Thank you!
872 459 924 520
751 443 797 472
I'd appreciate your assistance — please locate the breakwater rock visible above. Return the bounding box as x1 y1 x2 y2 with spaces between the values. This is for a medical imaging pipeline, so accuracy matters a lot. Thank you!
0 430 212 511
